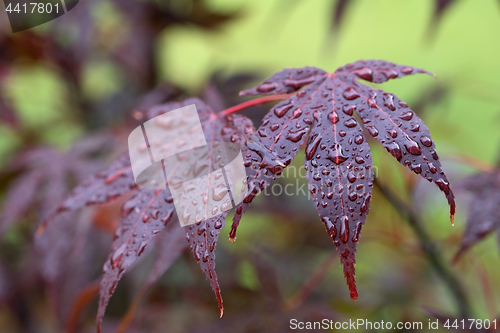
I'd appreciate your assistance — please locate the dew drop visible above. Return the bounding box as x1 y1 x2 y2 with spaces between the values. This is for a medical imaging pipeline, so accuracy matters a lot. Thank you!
360 195 371 213
399 111 414 121
137 241 147 256
182 208 191 224
401 67 413 74
165 194 174 203
327 145 349 164
420 136 432 147
340 216 349 243
309 185 317 195
257 82 277 93
286 128 308 142
343 87 360 100
352 222 363 242
111 244 126 269
404 139 421 155
386 142 402 161
221 199 232 212
353 68 373 81
284 77 315 89
411 163 422 174
355 156 365 164
194 244 202 261
410 123 420 132
328 111 339 124
342 105 356 116
435 178 450 194
274 103 293 118
347 171 356 183
306 134 322 160
387 129 397 138
354 135 364 144
383 94 396 111
212 185 229 201
368 92 377 108
344 118 357 128
366 126 379 137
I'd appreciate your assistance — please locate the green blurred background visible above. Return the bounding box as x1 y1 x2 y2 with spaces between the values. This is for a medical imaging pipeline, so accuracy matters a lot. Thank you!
1 0 500 332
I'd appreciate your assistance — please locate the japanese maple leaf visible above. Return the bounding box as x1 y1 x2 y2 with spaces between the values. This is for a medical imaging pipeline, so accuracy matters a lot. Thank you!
0 136 116 326
46 98 255 330
453 171 500 262
230 60 455 300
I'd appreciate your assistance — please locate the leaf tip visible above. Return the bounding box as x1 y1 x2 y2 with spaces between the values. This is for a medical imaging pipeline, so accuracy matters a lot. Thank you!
220 308 224 318
343 261 358 302
275 159 286 167
229 226 237 243
450 213 455 227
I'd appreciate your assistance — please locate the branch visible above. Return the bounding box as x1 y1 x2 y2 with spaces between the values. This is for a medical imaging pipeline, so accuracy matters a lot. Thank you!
373 178 472 319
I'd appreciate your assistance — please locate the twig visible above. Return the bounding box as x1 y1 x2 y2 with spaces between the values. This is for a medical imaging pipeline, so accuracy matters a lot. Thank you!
284 252 338 311
373 178 472 319
64 280 100 333
444 154 492 173
220 94 294 115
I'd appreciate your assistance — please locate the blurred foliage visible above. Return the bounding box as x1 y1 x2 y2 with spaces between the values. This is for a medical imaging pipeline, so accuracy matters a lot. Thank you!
0 0 500 332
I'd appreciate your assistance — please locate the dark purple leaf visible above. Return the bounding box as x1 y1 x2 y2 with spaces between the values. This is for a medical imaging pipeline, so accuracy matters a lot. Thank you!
97 189 176 332
55 98 256 328
186 214 227 316
232 60 455 299
58 153 137 212
147 222 189 286
454 171 500 262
